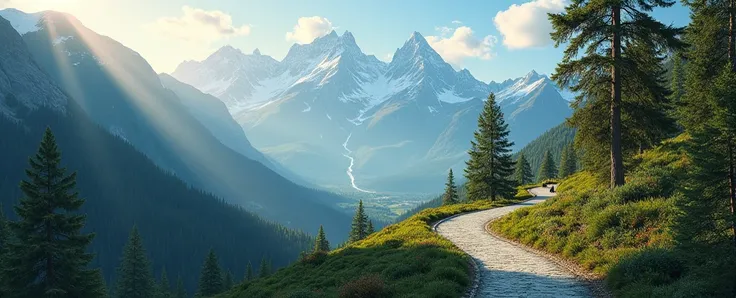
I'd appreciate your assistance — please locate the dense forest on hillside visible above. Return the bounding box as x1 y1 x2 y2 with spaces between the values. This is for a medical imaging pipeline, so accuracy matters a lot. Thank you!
513 123 575 179
0 103 313 294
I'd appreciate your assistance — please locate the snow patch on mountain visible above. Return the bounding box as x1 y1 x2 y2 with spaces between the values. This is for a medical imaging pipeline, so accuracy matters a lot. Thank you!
0 9 42 35
437 89 473 104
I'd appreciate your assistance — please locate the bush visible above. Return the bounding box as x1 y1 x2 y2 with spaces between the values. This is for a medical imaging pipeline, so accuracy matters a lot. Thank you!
300 251 328 266
607 249 685 291
338 274 390 298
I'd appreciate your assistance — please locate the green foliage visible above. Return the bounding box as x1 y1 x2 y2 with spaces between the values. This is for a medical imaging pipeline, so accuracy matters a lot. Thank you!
244 262 253 282
218 198 524 298
198 249 223 297
558 145 577 178
536 150 557 182
157 268 172 298
513 123 576 178
550 0 682 187
175 276 187 298
258 257 271 278
607 249 685 292
0 208 9 297
116 227 156 298
366 221 375 235
314 225 330 253
513 153 533 186
223 271 234 292
349 200 368 242
337 274 389 298
1 128 105 298
442 169 459 205
464 93 516 201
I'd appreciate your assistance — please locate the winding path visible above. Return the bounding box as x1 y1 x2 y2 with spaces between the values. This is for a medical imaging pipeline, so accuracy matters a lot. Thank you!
435 186 592 298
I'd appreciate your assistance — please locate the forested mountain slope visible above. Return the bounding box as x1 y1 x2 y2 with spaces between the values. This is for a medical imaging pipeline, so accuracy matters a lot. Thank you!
0 15 311 293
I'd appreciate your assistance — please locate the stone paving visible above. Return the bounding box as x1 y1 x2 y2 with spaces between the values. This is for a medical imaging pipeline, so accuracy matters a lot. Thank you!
436 187 591 298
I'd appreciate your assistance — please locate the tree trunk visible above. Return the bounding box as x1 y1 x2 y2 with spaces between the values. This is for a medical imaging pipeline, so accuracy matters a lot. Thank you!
730 0 735 71
729 143 736 248
610 5 625 188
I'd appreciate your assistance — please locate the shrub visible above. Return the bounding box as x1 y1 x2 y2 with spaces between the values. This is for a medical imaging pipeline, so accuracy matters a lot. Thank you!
300 251 328 266
338 274 390 298
607 249 685 290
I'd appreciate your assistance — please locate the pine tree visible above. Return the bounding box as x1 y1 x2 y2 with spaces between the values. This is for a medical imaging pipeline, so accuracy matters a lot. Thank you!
1 128 105 297
464 93 516 201
537 150 557 182
115 227 156 298
676 1 736 251
558 145 578 178
174 276 187 298
197 249 223 297
442 169 459 205
258 256 270 278
157 268 172 298
550 0 682 188
244 262 253 281
222 270 234 292
314 225 330 252
513 153 533 186
367 220 375 234
0 207 10 297
348 200 368 242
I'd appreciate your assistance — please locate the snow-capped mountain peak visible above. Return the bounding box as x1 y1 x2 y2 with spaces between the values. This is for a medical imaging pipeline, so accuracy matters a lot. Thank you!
253 48 261 55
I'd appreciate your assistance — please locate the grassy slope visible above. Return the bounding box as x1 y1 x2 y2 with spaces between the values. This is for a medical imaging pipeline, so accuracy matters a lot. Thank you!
219 189 532 298
490 135 735 296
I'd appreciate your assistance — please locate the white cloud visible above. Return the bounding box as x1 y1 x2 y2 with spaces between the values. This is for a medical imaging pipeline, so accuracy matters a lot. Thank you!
148 6 251 43
285 16 334 44
451 20 462 24
494 0 567 49
426 26 496 66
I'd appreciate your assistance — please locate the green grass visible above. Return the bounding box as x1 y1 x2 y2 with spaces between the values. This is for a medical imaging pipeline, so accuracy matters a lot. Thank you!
490 135 736 296
218 190 531 298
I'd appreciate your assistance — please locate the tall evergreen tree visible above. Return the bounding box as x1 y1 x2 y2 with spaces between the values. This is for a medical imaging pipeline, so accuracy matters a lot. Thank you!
513 153 533 186
442 169 459 205
115 227 156 298
0 207 10 297
157 268 172 298
174 276 187 298
464 93 516 201
1 128 105 297
348 200 368 242
314 225 330 252
222 270 234 292
258 256 270 278
197 249 223 297
558 145 578 178
677 0 736 250
244 262 253 281
537 150 557 182
550 0 683 188
367 220 375 235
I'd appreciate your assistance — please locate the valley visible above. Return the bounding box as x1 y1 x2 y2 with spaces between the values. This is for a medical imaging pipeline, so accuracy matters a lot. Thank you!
0 1 733 298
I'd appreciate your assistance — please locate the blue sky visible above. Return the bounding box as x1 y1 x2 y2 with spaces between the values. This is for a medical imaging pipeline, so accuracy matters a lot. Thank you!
1 0 691 82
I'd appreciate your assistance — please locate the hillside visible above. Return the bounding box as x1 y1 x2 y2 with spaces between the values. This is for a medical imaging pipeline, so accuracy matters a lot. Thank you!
513 122 576 179
218 191 531 298
491 135 735 296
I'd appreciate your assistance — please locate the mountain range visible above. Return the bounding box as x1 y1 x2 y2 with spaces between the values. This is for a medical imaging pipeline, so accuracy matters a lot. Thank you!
172 31 573 193
0 8 352 242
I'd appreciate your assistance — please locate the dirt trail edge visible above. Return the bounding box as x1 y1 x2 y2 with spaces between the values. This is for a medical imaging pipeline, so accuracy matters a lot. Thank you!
434 186 596 298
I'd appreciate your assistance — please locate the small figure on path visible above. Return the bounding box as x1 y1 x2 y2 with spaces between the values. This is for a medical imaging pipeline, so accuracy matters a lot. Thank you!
550 186 555 193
